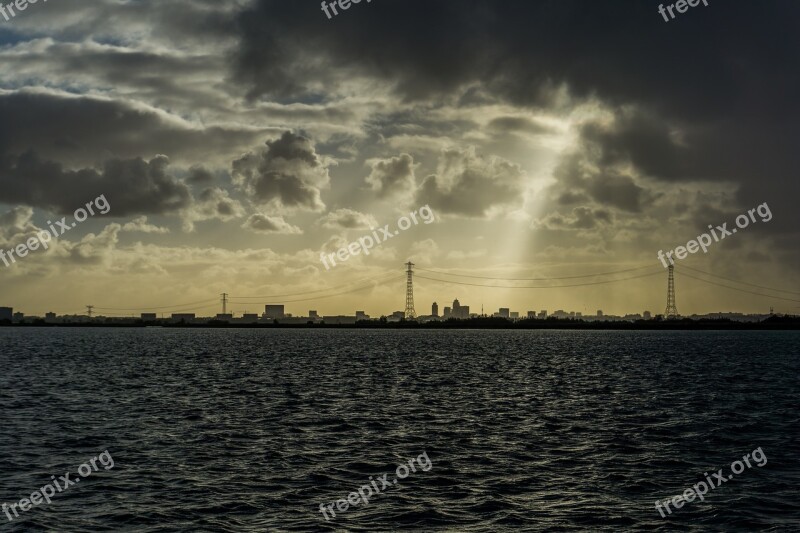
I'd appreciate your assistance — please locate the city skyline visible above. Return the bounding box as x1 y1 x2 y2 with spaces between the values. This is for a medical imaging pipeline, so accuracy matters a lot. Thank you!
1 261 791 320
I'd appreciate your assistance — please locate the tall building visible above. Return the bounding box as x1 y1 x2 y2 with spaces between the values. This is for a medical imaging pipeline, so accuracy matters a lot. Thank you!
309 310 319 319
356 311 369 320
597 310 603 317
527 311 536 318
443 306 451 318
432 302 439 317
0 307 11 321
499 308 510 318
265 305 285 319
451 299 469 319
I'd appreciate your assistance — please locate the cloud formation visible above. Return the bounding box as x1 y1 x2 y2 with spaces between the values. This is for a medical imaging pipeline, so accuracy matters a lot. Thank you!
415 148 527 217
242 213 302 235
231 132 330 212
317 209 377 230
365 154 416 199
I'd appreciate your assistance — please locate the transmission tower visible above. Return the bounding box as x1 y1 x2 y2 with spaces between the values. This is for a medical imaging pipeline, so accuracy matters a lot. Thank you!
404 261 416 319
665 265 678 318
86 305 94 318
221 293 228 315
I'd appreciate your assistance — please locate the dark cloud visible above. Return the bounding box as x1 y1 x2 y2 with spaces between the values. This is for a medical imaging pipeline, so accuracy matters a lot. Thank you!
187 165 215 184
550 145 654 214
415 148 526 217
231 131 329 211
0 151 191 216
488 116 553 135
233 1 799 117
181 187 245 231
0 91 267 167
365 154 416 198
580 111 684 181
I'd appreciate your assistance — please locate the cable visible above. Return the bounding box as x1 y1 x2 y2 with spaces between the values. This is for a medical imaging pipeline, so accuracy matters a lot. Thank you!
150 303 221 315
414 264 654 281
234 275 405 304
92 298 220 311
415 270 663 289
680 264 800 296
229 272 399 299
678 271 800 303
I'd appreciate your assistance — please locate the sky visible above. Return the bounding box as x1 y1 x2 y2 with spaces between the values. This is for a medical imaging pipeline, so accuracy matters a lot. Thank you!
0 0 798 318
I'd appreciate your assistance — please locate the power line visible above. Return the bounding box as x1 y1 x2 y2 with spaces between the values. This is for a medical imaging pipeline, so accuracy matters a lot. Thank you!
229 273 398 299
229 275 404 304
415 270 663 289
92 298 220 311
679 271 800 303
680 264 800 296
414 264 654 281
148 303 220 315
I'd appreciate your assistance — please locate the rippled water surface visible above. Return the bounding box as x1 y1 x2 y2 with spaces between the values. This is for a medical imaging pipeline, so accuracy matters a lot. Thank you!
1 328 798 532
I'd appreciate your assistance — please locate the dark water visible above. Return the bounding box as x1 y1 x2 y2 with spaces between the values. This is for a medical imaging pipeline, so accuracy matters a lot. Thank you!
0 328 798 532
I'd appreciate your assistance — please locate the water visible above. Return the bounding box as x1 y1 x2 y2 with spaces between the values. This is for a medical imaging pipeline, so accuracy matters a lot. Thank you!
1 328 798 532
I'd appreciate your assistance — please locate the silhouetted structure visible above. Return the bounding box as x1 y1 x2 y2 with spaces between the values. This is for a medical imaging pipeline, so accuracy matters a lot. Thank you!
405 261 416 319
665 265 678 318
451 299 469 319
265 305 285 319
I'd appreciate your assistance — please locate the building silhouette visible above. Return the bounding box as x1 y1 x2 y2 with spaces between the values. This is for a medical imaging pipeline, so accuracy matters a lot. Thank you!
451 299 470 319
265 305 285 319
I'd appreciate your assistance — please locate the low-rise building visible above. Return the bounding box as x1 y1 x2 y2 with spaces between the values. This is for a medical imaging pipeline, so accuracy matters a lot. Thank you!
264 305 285 319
